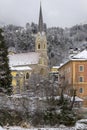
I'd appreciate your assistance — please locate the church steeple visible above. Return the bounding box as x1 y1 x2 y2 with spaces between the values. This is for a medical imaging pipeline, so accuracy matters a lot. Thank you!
38 2 44 33
35 3 48 76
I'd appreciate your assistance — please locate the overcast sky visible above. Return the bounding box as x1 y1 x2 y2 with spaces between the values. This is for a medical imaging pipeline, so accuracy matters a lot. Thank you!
0 0 87 28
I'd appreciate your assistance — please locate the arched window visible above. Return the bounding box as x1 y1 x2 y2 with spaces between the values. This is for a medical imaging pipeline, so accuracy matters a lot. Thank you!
38 44 40 49
26 73 29 79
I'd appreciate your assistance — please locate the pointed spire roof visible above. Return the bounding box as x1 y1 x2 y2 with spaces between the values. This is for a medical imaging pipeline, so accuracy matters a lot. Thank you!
38 2 44 33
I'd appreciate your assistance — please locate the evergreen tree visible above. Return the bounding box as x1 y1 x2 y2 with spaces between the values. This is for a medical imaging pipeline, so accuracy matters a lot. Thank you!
0 28 12 95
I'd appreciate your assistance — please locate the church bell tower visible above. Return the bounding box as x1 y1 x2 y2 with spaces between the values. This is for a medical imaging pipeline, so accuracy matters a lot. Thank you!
35 2 47 54
35 2 48 75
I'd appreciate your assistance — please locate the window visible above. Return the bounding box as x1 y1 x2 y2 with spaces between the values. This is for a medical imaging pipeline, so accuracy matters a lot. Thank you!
38 44 40 49
79 65 84 72
26 73 29 79
16 74 19 77
79 88 83 93
79 76 84 82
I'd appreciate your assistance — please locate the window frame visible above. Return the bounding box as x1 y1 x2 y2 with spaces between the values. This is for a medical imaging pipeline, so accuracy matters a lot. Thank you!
79 88 83 93
79 76 84 82
38 44 40 49
26 72 29 79
79 65 84 72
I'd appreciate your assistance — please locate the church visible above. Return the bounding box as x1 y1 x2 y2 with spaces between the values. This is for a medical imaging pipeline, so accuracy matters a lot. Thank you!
8 4 49 94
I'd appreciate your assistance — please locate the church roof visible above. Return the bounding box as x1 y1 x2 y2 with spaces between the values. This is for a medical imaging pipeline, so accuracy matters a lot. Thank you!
8 52 40 67
11 66 32 71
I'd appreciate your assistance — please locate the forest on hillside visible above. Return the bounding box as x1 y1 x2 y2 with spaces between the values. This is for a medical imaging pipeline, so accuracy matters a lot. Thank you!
2 23 87 67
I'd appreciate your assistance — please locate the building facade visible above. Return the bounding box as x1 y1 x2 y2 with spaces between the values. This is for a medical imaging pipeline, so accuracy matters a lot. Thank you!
58 50 87 107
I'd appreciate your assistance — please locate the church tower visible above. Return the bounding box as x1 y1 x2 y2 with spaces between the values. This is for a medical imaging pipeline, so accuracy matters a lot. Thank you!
35 3 48 75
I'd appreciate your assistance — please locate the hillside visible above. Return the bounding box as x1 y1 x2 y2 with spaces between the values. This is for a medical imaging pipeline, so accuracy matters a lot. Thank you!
2 23 87 67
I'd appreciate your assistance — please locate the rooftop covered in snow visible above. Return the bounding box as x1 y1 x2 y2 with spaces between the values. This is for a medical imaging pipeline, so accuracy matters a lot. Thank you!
73 49 87 59
59 49 87 69
8 52 40 67
10 66 32 71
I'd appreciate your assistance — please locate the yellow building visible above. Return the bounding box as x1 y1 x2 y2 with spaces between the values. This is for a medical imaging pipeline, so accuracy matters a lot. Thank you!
8 4 49 94
49 66 59 81
51 66 59 73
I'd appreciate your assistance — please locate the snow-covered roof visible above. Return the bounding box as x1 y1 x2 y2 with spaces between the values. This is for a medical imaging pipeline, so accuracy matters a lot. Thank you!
9 94 23 98
76 119 87 129
8 47 16 53
73 50 87 59
59 50 87 69
52 66 59 69
0 126 4 130
8 52 40 67
71 96 83 102
10 66 32 71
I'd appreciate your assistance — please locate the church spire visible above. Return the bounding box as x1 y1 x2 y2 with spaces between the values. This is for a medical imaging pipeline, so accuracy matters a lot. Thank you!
38 2 44 33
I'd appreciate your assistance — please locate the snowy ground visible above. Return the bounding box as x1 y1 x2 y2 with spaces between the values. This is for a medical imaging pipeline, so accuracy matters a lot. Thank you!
0 119 87 130
0 127 75 130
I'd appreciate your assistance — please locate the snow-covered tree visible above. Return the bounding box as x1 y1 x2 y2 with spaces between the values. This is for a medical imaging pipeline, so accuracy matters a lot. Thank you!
0 28 12 95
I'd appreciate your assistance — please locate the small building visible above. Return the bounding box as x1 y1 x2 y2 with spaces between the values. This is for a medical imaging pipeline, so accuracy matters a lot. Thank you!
51 66 59 73
50 66 59 81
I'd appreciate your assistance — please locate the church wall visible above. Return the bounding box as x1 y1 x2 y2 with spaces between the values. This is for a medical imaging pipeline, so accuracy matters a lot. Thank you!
11 69 32 94
29 64 49 76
